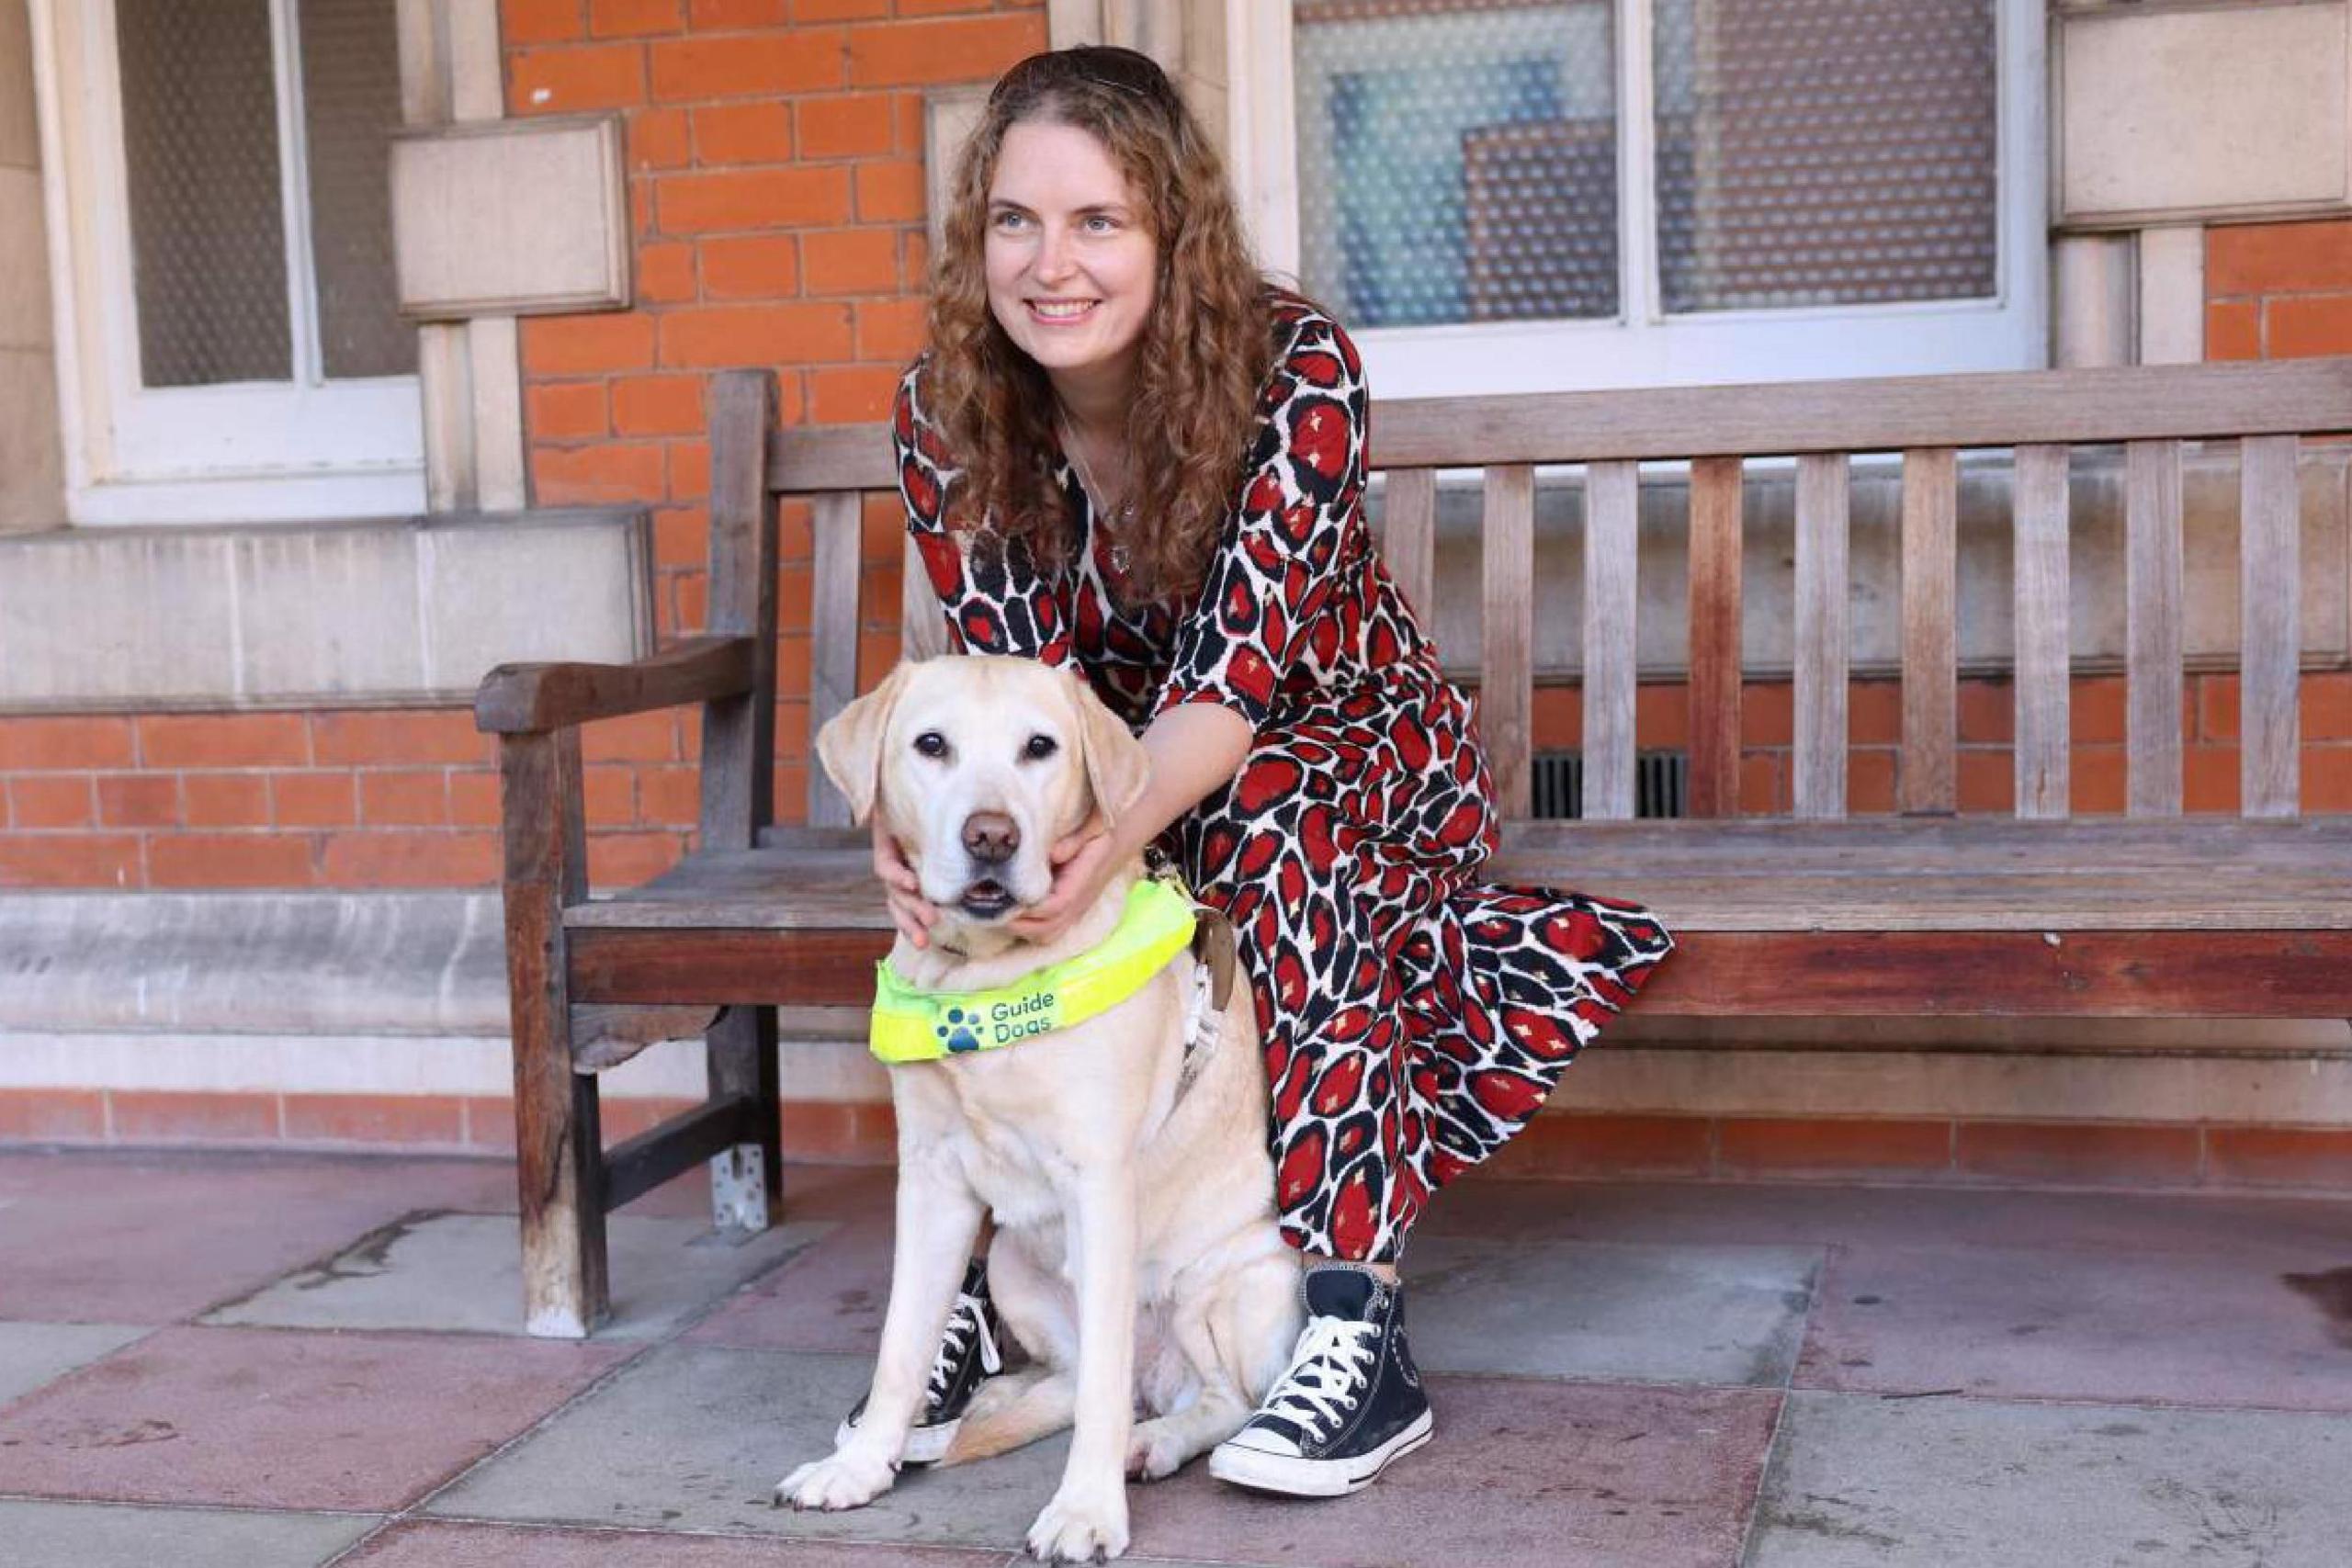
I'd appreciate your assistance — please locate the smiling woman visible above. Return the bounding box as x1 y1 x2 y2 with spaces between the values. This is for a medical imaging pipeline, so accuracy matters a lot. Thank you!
863 44 1674 1503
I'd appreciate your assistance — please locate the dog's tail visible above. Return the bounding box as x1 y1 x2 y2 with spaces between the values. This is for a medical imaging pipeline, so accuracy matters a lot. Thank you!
937 1368 1077 1466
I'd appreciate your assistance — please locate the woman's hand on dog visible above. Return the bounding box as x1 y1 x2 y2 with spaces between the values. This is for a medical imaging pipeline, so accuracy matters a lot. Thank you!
1006 815 1117 946
872 820 940 948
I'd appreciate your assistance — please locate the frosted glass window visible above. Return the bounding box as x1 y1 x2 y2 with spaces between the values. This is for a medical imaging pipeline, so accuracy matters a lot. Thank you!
300 0 413 378
1294 0 1620 329
1654 0 1999 312
118 0 291 388
1290 0 2000 329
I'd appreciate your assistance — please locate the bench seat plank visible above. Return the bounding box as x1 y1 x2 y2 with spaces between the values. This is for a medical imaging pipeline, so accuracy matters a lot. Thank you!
563 924 2352 1018
569 819 2352 933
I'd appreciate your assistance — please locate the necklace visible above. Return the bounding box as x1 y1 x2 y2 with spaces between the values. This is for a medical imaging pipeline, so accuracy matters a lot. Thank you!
1057 414 1136 574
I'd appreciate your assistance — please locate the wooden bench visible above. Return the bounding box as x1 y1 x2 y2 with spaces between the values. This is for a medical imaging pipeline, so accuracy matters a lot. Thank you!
477 357 2352 1337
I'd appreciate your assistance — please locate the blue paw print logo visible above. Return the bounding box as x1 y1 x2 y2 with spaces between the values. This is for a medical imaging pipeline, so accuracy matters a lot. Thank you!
935 1007 982 1054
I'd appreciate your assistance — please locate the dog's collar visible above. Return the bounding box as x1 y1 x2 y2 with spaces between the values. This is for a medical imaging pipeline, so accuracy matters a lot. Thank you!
869 876 1199 1065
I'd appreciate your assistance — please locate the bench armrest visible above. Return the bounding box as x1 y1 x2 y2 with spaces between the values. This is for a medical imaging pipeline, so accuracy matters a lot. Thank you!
474 636 756 735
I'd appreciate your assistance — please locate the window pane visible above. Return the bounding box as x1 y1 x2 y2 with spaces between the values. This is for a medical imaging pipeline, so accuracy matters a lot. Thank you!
1653 0 1998 314
118 0 291 388
300 0 413 379
1293 0 1619 329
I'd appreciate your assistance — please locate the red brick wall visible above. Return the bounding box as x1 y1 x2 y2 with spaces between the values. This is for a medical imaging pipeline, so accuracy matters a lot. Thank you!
0 2 1043 895
2205 216 2352 360
505 0 1048 866
0 707 696 889
1527 671 2352 817
8 156 2352 896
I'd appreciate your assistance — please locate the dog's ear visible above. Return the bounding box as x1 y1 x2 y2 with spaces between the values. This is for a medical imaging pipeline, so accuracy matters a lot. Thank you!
1073 675 1152 829
815 661 917 826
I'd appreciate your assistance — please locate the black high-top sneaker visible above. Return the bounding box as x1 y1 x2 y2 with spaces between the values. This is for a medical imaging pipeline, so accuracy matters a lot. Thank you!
836 1258 1003 1465
1209 1263 1433 1496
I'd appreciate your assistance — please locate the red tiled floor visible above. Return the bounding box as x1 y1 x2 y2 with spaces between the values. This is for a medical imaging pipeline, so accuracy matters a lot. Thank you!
684 1217 891 1354
0 1150 513 1322
0 1325 630 1510
1124 1378 1782 1568
345 1519 1011 1566
1795 1241 2352 1411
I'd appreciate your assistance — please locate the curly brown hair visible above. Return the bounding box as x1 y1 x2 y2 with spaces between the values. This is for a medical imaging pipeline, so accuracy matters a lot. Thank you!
921 46 1276 606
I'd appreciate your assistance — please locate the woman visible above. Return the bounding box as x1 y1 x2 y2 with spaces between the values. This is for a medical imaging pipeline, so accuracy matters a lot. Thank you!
867 45 1673 1495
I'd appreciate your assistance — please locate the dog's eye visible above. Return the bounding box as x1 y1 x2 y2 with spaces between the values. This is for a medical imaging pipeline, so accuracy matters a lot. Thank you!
1021 734 1058 761
913 731 948 759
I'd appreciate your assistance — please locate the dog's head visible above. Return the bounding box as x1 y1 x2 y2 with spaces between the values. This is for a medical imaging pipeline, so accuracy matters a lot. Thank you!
815 656 1150 926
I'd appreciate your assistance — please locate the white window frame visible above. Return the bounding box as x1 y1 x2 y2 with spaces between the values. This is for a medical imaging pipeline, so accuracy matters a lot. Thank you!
1227 0 2049 396
29 0 425 525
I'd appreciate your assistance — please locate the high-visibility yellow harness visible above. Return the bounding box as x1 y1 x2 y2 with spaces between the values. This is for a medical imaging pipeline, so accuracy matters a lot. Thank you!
868 876 1203 1065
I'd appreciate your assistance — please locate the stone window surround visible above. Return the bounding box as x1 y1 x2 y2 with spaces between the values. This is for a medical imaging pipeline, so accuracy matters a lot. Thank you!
0 0 649 713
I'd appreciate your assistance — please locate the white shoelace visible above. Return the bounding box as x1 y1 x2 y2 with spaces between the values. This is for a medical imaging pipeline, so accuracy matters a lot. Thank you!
927 1290 1002 1404
1259 1314 1380 1440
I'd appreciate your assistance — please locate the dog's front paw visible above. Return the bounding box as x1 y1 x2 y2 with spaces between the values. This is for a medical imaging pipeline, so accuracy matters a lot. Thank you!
774 1448 895 1512
1027 1485 1129 1562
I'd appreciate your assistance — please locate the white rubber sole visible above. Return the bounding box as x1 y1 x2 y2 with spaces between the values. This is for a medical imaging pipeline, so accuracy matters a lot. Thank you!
835 1414 957 1467
1207 1408 1435 1497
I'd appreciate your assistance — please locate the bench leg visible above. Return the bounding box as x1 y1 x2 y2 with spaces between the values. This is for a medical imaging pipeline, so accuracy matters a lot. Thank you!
514 1035 608 1338
500 728 609 1338
707 1004 781 1234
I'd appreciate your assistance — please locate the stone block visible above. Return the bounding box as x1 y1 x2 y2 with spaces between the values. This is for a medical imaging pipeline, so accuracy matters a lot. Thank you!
0 346 62 535
2060 2 2351 225
0 168 52 349
391 118 628 320
0 507 651 708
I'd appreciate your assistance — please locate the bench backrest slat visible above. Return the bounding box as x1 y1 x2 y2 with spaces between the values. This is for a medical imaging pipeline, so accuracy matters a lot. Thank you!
1363 359 2352 467
700 371 778 852
2012 444 2073 820
1481 464 1537 819
806 491 862 828
2125 439 2186 818
1581 460 1641 821
757 357 2352 830
1792 454 1850 820
901 536 950 661
2242 434 2303 818
1898 447 1959 816
1685 456 1744 818
1374 467 1437 620
767 360 2352 492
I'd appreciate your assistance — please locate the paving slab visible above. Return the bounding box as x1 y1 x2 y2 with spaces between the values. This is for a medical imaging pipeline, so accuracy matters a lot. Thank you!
201 1212 830 1342
1122 1377 1782 1568
345 1517 1016 1566
684 1218 892 1354
0 1151 514 1323
426 1344 1781 1566
1799 1242 2352 1411
1406 1235 1820 1386
0 1323 150 1409
0 1325 630 1510
1748 1389 2352 1568
424 1346 1072 1550
0 1499 378 1568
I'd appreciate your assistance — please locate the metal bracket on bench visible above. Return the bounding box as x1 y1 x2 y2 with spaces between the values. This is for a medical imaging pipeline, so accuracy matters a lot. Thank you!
710 1143 771 1235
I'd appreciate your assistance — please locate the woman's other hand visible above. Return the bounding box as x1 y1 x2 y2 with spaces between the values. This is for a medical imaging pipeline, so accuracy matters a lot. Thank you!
872 818 939 949
1006 814 1117 947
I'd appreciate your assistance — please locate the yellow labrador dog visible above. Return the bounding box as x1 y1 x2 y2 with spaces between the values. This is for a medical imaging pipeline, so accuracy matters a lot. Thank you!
778 655 1302 1562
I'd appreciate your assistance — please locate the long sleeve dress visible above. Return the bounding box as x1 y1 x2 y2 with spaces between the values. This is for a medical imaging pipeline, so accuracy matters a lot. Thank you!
893 291 1674 1263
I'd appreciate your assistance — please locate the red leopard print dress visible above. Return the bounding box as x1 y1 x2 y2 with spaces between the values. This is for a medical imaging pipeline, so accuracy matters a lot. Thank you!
894 292 1673 1263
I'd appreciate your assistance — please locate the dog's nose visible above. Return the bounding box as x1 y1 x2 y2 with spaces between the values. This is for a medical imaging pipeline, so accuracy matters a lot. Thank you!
962 811 1020 866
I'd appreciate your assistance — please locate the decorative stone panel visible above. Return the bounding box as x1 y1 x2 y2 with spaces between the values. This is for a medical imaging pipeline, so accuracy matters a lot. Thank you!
2058 1 2351 228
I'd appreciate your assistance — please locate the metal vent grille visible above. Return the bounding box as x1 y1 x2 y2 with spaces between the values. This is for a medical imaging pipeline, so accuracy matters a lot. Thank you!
1530 750 1689 820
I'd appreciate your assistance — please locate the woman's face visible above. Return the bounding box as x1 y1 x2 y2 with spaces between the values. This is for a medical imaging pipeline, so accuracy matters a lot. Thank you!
984 118 1158 398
